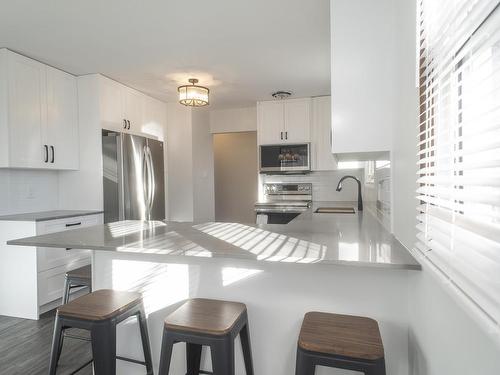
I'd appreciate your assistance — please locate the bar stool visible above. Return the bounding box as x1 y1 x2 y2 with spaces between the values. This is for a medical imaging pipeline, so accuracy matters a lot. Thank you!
158 298 254 375
295 312 386 375
62 264 92 304
48 289 154 375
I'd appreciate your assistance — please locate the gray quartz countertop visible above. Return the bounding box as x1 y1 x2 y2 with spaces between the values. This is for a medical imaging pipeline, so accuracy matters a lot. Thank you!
0 210 104 222
7 202 420 270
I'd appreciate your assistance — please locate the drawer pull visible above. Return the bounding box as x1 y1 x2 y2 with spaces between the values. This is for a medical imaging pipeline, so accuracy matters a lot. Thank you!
65 222 82 227
66 247 72 251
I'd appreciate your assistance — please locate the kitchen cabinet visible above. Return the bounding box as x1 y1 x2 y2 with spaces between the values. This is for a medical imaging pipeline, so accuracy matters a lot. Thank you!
311 96 337 170
0 212 103 319
45 66 79 169
98 75 165 138
0 49 79 170
257 98 311 145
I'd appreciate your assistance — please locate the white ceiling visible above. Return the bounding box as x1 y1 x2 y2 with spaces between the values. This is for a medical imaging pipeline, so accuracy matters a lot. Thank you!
0 0 330 109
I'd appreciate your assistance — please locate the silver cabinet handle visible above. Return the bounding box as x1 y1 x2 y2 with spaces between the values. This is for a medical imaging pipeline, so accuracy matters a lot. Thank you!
127 120 131 129
50 146 55 163
280 132 283 140
123 119 127 129
44 145 48 163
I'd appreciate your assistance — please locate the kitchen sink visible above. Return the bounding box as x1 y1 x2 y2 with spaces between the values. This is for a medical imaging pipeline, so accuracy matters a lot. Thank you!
314 207 355 214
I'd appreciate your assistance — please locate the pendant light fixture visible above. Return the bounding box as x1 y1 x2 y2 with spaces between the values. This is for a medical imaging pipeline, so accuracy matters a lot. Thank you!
178 78 209 107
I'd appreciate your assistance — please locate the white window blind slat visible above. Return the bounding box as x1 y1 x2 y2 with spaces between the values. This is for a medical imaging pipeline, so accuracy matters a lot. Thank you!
418 0 500 336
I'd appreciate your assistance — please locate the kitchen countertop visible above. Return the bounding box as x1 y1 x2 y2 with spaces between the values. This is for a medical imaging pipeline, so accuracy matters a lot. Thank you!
0 210 104 222
7 202 420 270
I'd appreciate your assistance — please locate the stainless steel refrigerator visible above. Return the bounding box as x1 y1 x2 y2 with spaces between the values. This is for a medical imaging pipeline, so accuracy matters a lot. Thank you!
102 130 165 223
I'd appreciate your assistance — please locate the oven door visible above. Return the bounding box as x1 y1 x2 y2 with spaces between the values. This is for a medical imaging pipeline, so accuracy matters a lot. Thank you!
259 143 310 173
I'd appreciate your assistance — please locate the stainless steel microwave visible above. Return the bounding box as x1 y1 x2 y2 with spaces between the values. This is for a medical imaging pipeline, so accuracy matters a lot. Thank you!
259 143 311 174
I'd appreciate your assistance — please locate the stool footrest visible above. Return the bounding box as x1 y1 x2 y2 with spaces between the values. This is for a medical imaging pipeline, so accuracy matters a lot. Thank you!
116 355 148 367
68 359 93 375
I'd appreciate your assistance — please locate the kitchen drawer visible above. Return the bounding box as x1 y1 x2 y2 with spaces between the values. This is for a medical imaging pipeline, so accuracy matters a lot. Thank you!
37 258 90 306
36 214 101 235
37 214 101 271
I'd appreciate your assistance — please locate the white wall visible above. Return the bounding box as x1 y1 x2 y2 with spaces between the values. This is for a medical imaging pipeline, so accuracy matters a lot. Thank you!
0 170 59 215
209 107 257 134
192 110 215 221
389 0 500 374
331 0 395 154
166 103 194 221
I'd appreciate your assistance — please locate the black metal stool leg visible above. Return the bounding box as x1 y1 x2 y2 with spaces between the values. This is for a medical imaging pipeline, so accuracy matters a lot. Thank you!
210 337 234 375
137 307 154 375
365 359 386 375
62 277 71 305
158 329 175 375
295 348 315 375
186 343 202 375
48 315 64 375
239 323 254 375
91 323 116 375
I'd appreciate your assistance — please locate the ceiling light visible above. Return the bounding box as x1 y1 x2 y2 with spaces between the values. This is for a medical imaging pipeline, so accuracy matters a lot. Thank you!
178 78 209 107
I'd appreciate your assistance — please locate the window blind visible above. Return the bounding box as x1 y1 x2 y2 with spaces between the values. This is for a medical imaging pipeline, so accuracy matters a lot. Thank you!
418 0 500 332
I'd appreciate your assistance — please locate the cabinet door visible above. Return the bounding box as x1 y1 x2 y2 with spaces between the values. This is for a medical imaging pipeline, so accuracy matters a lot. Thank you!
7 52 46 168
311 96 337 170
99 77 126 131
142 96 166 139
257 101 284 144
284 98 311 143
45 67 79 170
123 86 144 132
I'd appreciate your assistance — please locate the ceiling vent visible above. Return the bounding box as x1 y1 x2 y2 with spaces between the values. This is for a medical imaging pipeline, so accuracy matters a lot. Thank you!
271 91 292 100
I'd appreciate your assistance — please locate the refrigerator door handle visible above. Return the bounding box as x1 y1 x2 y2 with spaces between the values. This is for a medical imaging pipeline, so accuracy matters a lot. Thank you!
142 146 151 219
147 146 155 215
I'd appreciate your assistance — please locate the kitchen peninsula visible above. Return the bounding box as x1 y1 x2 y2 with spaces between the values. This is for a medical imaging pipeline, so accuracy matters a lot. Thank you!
9 203 420 375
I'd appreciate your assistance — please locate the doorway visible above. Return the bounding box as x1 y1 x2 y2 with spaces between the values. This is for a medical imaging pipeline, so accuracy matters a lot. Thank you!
213 132 258 223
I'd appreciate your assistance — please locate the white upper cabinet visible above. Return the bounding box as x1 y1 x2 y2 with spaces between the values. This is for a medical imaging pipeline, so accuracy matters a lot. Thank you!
257 101 284 144
98 75 164 138
284 98 311 143
0 49 79 170
257 98 311 145
99 77 125 131
45 66 79 169
142 95 167 140
311 96 337 171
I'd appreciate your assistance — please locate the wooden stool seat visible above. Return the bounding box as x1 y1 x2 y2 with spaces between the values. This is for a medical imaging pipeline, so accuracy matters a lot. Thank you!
66 264 91 280
164 298 246 336
159 298 254 375
49 289 153 375
295 312 386 375
58 289 142 321
299 312 384 360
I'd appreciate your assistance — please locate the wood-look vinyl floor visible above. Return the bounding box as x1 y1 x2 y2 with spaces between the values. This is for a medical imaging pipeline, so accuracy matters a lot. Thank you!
0 310 92 375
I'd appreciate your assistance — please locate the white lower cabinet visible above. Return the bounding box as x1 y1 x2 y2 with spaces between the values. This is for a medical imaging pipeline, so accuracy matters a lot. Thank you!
0 213 103 319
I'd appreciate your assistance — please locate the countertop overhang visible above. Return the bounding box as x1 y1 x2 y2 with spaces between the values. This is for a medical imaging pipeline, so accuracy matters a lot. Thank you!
7 202 421 270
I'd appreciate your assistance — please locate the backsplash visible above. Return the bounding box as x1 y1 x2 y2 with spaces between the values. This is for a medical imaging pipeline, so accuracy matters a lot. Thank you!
259 169 366 202
0 170 59 215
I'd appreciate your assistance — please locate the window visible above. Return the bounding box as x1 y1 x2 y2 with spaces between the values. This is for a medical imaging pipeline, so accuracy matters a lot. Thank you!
417 0 500 335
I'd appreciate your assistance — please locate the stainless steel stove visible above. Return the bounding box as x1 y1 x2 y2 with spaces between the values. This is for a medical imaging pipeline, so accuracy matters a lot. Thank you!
255 183 312 224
